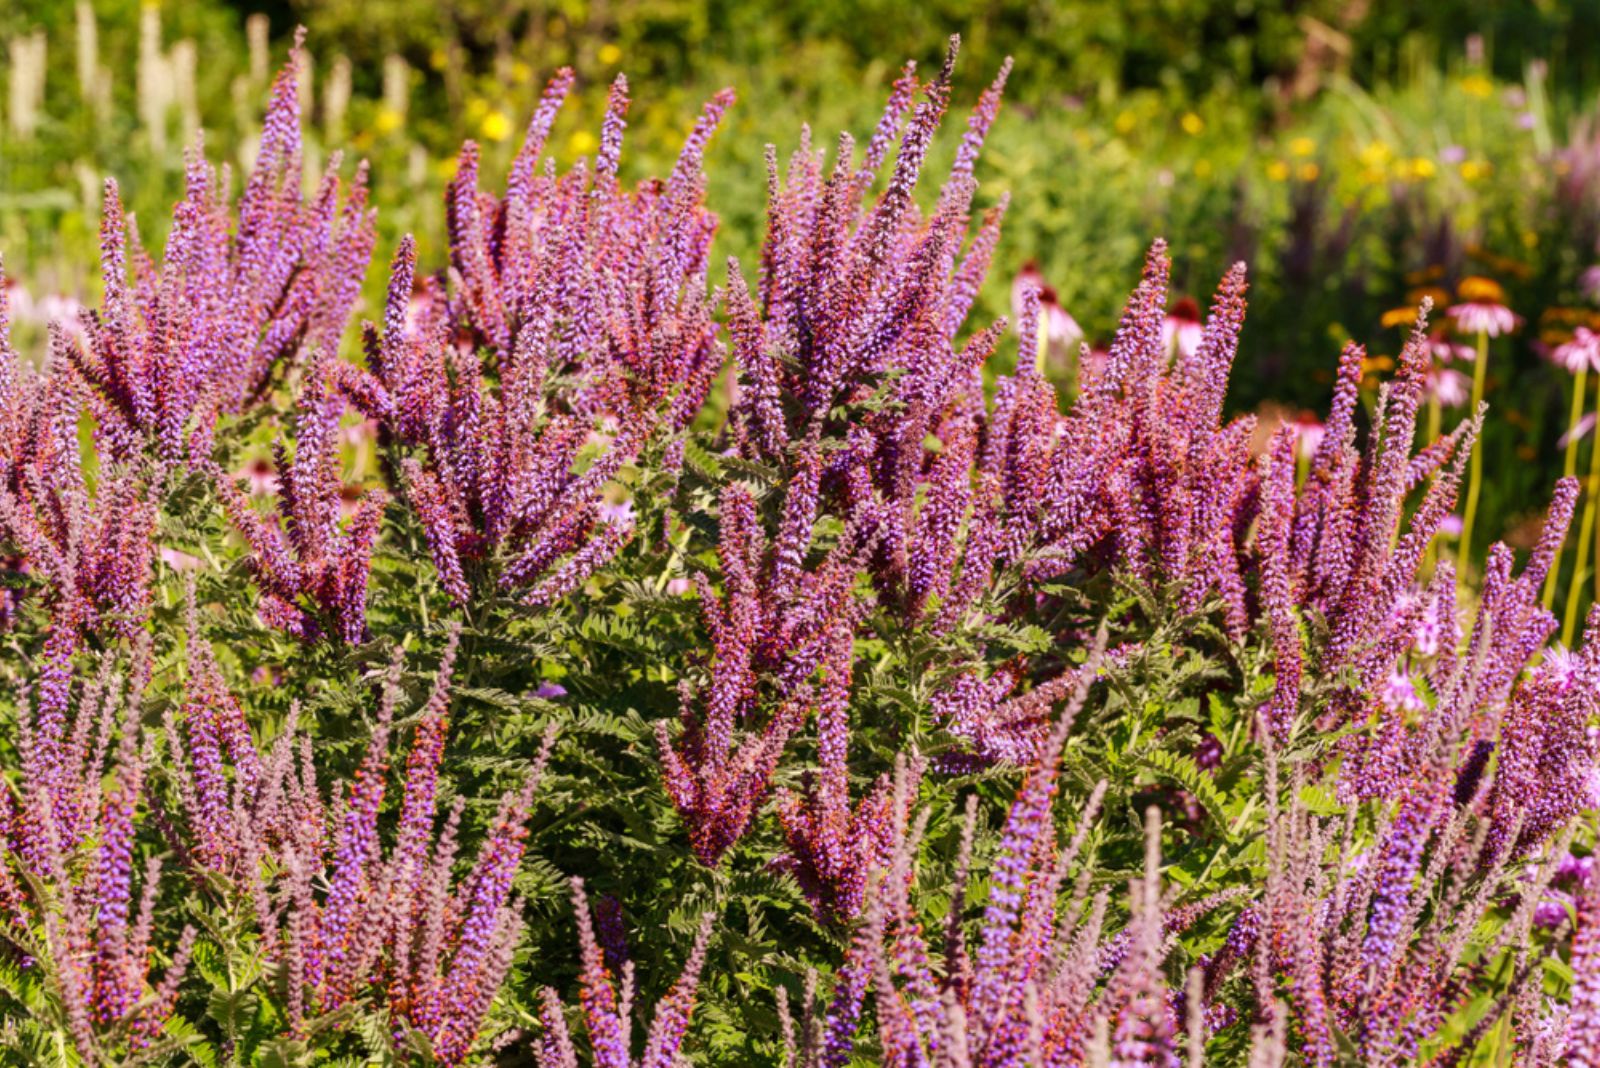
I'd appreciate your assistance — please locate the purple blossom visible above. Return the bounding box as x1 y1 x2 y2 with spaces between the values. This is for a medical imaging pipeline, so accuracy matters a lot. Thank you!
67 31 373 465
211 346 387 642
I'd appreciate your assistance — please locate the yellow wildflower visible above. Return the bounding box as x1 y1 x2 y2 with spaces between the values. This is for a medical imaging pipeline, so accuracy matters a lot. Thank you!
1288 136 1316 157
598 43 622 65
1266 160 1290 182
1180 112 1204 135
480 110 513 142
1401 157 1436 180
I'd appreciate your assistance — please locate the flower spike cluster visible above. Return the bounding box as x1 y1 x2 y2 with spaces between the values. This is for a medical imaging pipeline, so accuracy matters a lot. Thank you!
63 28 373 465
0 644 195 1059
166 627 558 1062
0 268 159 638
212 346 387 642
658 456 881 865
789 668 1241 1066
2 28 1600 1064
776 630 921 922
534 878 716 1068
341 74 734 608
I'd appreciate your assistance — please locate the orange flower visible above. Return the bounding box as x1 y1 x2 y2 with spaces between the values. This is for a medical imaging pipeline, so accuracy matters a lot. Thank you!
1456 276 1505 304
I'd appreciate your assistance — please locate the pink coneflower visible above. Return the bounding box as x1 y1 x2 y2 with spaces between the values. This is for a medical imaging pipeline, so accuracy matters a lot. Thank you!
1425 366 1471 408
1427 330 1475 363
1080 346 1111 379
159 547 205 572
339 484 365 521
341 418 378 447
1581 265 1600 303
1163 296 1203 359
1558 413 1595 450
1452 276 1515 576
239 457 279 497
1015 265 1085 378
1290 415 1325 462
598 499 636 529
1449 302 1520 337
1448 276 1520 337
405 290 432 335
1038 286 1083 350
5 281 89 345
1553 328 1600 374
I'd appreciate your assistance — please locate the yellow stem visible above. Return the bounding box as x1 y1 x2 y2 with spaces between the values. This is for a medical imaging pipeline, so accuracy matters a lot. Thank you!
1563 374 1600 646
1564 364 1589 480
1457 330 1490 590
1545 362 1589 609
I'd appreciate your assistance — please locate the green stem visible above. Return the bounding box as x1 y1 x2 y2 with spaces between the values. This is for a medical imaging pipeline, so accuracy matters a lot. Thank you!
1457 329 1490 589
1564 374 1600 646
1545 362 1589 609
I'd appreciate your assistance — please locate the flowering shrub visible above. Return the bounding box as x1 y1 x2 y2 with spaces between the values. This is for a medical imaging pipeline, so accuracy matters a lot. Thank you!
0 30 1598 1068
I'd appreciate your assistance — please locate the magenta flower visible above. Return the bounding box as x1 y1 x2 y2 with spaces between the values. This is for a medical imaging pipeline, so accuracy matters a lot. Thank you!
1427 330 1475 363
0 271 161 652
1581 265 1600 303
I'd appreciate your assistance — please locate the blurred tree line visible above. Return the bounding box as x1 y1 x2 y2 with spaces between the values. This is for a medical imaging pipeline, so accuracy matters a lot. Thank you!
258 0 1600 111
9 1 1600 127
